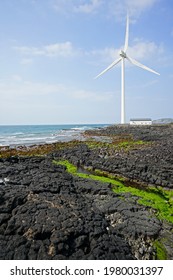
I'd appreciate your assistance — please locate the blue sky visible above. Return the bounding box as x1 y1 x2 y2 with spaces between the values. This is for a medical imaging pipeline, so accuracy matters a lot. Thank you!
0 0 172 125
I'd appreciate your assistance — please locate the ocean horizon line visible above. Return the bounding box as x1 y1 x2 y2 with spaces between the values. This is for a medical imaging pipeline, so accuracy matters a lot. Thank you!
0 123 112 126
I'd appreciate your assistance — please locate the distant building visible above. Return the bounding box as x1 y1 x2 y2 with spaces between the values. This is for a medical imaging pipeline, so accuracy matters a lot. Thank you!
130 118 152 125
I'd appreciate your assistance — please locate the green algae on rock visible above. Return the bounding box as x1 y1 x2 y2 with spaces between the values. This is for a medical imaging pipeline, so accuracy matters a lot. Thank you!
54 160 173 224
153 240 167 260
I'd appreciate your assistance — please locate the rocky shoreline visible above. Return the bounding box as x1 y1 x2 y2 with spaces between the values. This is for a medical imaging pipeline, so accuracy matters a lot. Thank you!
83 124 173 189
0 124 173 260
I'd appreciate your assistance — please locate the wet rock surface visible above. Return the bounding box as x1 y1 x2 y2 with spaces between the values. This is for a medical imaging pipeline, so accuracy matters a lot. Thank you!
0 124 173 260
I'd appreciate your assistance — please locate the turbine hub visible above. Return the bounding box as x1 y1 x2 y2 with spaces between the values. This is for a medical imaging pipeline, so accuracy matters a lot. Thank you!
120 50 126 58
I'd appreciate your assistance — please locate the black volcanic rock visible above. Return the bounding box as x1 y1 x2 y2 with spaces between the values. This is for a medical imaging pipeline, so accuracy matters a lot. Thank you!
0 125 173 260
55 125 173 189
0 157 136 260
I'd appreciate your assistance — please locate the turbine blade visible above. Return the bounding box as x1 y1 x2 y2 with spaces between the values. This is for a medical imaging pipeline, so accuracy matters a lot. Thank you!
126 56 160 75
94 57 122 79
124 13 129 52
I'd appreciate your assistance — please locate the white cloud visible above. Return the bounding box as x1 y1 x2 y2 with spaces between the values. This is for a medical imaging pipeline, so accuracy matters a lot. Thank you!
127 39 164 60
20 58 33 65
108 0 159 20
53 0 103 14
53 0 159 19
11 75 23 82
44 42 78 57
90 39 163 64
0 78 112 103
0 79 66 99
74 0 102 14
14 42 78 58
127 0 158 11
53 0 71 13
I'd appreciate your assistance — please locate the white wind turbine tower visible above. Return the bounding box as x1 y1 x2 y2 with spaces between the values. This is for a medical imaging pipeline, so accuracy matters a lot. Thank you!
95 14 160 124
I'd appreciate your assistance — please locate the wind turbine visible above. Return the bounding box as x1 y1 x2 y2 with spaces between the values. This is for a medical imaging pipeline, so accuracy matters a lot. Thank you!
94 14 160 124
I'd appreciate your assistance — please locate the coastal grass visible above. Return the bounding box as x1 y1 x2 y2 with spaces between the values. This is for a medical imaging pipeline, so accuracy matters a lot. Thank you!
54 160 173 224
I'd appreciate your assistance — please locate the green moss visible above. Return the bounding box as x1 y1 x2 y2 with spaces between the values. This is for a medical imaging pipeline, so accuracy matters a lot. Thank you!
54 159 173 224
116 188 173 223
85 139 146 151
118 140 145 148
53 160 124 187
153 240 167 260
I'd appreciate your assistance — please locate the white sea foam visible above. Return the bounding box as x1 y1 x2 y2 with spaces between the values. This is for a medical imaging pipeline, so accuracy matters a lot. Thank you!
12 132 24 135
0 124 108 146
71 126 93 131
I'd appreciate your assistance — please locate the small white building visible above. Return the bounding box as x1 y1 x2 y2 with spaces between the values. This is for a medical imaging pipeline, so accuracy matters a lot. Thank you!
130 118 152 125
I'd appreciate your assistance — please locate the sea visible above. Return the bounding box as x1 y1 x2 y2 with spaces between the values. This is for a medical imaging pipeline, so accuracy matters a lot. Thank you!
0 124 109 147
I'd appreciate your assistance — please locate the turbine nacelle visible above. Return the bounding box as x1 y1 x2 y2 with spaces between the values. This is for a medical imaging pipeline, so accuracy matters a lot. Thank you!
119 50 127 58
